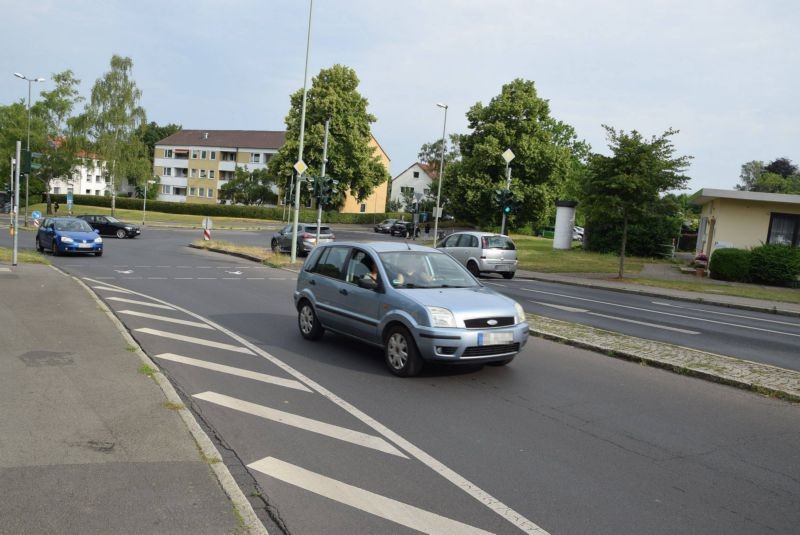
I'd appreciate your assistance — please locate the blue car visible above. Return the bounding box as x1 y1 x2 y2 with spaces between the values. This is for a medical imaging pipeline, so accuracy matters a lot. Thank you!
36 217 104 256
294 241 529 376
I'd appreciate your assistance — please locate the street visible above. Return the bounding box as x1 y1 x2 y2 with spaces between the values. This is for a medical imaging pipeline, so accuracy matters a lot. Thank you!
4 226 798 533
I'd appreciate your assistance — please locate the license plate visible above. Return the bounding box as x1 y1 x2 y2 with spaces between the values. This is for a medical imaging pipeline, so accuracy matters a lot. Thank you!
78 243 91 249
495 264 509 272
478 331 513 345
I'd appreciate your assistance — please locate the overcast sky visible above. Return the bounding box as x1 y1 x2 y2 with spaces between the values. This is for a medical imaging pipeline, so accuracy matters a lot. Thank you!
2 0 798 192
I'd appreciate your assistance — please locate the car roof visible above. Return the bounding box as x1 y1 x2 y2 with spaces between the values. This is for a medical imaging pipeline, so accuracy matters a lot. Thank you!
320 241 440 254
449 230 511 238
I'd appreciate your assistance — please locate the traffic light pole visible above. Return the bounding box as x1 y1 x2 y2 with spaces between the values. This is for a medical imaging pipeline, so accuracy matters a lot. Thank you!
12 141 21 266
316 119 330 246
500 163 511 235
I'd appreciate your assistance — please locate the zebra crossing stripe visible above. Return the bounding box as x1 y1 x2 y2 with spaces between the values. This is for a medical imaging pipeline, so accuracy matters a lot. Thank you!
135 328 254 354
107 297 175 310
119 310 213 329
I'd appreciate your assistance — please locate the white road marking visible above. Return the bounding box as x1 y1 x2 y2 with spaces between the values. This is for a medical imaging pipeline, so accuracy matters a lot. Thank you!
134 328 254 354
193 392 407 458
95 276 115 279
651 301 800 327
587 312 700 334
174 277 194 280
197 277 217 280
134 265 152 268
222 277 241 280
107 297 175 310
226 270 243 275
147 277 168 280
82 277 546 534
197 266 212 269
119 310 213 329
246 278 265 280
122 277 143 280
115 269 134 274
176 265 192 268
531 301 588 313
155 353 310 392
91 285 132 294
248 457 493 535
156 265 171 268
520 287 800 339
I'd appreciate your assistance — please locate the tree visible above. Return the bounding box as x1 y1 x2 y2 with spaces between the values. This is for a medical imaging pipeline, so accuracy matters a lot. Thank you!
582 126 692 278
218 166 276 205
765 157 797 178
0 100 31 192
417 133 462 178
736 160 765 191
446 78 588 228
136 121 181 160
269 65 389 208
83 55 147 215
735 158 800 193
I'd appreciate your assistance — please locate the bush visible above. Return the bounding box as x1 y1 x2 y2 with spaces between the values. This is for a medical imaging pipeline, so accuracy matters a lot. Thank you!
709 248 750 282
748 244 800 286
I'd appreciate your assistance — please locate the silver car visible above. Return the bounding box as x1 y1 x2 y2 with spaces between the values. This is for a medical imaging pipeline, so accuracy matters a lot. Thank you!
271 223 335 255
437 231 518 279
294 241 529 376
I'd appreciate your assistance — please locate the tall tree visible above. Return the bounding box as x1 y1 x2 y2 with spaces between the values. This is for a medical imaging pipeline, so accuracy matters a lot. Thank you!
34 70 84 213
582 126 692 278
735 160 765 191
84 55 147 214
136 121 181 160
736 158 800 193
0 101 31 192
269 64 389 207
219 166 276 205
447 78 588 228
764 157 797 178
417 133 462 178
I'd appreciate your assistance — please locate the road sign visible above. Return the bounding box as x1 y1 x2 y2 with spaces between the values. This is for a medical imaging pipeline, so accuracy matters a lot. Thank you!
31 210 41 220
201 217 213 230
502 148 515 163
293 160 308 175
66 192 74 211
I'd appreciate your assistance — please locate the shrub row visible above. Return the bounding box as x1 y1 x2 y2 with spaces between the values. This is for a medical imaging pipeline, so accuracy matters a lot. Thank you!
709 244 800 286
42 194 403 225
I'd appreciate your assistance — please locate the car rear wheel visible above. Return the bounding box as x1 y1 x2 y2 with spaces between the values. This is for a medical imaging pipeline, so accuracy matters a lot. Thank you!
384 325 423 377
51 240 60 256
502 271 515 280
487 356 515 366
467 261 480 277
116 229 126 239
298 301 324 340
35 237 43 252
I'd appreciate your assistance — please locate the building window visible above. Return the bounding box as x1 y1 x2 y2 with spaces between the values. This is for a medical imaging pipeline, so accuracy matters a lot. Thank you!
209 170 215 179
264 153 273 165
163 167 172 176
413 171 420 178
200 169 207 178
54 187 60 194
767 213 800 247
207 189 213 198
360 203 366 213
85 189 91 194
96 175 102 182
95 190 101 196
189 187 196 196
191 169 198 178
401 186 413 194
165 149 173 158
192 150 199 159
201 150 207 159
162 185 172 195
250 153 261 164
210 151 216 160
199 188 205 197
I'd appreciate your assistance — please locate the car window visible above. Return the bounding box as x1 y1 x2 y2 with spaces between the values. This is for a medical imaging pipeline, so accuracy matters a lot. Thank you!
55 219 93 232
345 249 377 286
379 251 478 288
482 235 516 250
311 246 350 279
105 216 119 223
98 217 108 224
440 234 460 248
455 234 473 247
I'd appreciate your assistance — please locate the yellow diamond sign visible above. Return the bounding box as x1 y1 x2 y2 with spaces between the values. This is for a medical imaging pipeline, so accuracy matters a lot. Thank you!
293 160 308 175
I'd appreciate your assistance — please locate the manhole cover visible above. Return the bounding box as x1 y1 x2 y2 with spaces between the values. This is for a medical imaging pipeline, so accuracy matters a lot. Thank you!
18 351 74 367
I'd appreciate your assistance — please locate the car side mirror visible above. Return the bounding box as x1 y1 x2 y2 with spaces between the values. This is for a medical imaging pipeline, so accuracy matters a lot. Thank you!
94 228 100 234
357 276 379 291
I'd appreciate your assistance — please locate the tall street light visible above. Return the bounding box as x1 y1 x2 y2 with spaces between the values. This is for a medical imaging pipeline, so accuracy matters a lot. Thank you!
14 72 46 225
142 177 156 225
432 103 448 247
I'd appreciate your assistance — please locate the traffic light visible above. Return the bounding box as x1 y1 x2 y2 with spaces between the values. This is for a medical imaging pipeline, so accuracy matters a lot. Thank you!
317 176 339 207
500 190 521 214
494 189 505 206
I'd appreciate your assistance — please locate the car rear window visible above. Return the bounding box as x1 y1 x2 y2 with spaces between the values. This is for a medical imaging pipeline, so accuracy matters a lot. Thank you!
482 235 516 250
304 226 331 234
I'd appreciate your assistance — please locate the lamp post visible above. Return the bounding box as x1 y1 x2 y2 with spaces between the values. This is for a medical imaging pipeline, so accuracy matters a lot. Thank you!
14 72 45 225
432 102 448 247
142 177 156 225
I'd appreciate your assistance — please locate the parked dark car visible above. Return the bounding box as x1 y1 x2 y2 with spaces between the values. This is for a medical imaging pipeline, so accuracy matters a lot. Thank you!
271 223 335 255
389 220 420 238
36 217 103 256
374 218 398 233
77 214 141 239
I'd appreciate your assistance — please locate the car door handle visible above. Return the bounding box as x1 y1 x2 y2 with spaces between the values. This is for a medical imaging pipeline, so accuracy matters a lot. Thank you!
309 279 316 285
339 288 348 295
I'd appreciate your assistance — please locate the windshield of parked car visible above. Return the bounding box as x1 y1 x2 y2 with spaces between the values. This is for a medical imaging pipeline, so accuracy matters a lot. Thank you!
482 235 516 250
55 220 94 232
379 251 478 289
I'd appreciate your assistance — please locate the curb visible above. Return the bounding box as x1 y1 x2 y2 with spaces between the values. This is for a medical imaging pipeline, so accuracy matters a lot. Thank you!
516 273 800 318
62 265 268 535
188 243 302 273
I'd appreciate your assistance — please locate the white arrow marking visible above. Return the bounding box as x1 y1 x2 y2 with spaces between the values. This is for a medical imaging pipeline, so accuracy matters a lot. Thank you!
115 269 133 274
226 270 243 275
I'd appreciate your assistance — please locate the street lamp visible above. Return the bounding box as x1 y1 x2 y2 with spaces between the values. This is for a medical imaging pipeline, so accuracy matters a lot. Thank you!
142 177 156 225
14 72 46 225
432 102 448 247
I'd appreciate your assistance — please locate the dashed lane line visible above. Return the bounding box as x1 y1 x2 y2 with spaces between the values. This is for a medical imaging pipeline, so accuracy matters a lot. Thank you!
155 353 311 392
134 328 254 354
248 456 493 535
531 300 700 334
651 300 800 327
107 297 175 310
92 285 132 294
193 392 407 458
119 310 214 329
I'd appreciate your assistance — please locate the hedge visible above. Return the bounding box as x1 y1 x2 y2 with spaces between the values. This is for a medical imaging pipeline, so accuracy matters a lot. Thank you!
709 248 751 282
42 194 404 225
748 243 800 286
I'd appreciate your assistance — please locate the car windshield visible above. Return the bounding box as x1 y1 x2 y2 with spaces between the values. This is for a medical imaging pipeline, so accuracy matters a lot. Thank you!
482 235 516 250
379 251 478 289
55 220 94 232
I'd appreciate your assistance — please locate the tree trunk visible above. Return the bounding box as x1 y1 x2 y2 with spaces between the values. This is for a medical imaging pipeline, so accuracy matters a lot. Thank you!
618 210 628 279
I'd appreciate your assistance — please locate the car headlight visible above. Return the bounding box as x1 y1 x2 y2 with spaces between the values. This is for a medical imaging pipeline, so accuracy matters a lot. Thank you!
124 226 133 230
514 302 527 324
60 236 74 243
426 306 457 328
94 237 103 243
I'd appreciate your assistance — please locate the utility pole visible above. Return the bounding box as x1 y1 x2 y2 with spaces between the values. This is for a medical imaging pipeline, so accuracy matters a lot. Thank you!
500 148 514 236
12 141 21 266
316 118 330 245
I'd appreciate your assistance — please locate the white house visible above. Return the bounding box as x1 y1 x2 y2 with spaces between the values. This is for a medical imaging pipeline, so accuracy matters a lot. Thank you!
390 163 435 210
48 153 109 197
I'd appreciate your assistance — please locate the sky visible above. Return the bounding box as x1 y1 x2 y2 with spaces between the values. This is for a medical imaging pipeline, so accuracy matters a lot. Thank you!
2 0 798 193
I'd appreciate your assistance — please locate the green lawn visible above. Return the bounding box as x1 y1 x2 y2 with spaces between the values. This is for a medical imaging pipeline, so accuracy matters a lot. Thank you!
510 234 647 274
622 277 800 305
0 247 49 264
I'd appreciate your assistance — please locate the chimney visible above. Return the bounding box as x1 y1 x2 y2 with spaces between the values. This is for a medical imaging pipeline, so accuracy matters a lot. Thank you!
202 132 209 140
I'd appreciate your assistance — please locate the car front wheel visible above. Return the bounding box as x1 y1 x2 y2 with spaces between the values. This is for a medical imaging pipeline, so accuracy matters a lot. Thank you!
384 325 423 377
298 301 324 340
116 229 126 239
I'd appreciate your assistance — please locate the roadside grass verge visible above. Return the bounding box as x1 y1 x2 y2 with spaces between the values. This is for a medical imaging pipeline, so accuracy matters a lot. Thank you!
190 239 303 269
0 247 49 264
511 235 649 274
24 202 282 229
621 277 800 305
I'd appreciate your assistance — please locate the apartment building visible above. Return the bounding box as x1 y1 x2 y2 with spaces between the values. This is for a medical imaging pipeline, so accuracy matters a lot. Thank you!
49 152 109 196
153 130 286 204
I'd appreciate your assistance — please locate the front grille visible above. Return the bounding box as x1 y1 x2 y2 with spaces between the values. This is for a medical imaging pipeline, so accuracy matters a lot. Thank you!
462 343 519 358
464 316 515 329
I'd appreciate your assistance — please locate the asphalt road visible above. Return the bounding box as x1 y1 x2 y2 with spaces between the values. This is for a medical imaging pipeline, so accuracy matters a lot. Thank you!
5 226 799 534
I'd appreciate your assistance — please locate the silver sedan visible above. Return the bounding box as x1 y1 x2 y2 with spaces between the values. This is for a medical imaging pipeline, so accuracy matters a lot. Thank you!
293 241 529 376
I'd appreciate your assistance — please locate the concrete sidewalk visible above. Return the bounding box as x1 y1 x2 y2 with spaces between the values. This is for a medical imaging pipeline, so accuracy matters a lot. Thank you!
0 264 264 534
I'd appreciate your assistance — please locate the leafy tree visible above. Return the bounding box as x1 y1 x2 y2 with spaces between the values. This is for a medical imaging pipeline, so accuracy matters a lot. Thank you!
0 100 32 192
137 121 181 160
582 126 692 278
735 160 765 191
269 65 389 208
219 166 276 206
399 188 416 212
736 158 800 193
764 157 797 178
82 55 147 214
446 78 588 228
417 133 462 178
